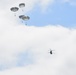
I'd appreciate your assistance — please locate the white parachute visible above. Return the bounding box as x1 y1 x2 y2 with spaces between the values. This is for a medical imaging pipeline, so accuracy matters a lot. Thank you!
10 7 19 12
19 15 30 25
19 15 30 20
19 3 25 8
19 3 25 11
10 7 19 16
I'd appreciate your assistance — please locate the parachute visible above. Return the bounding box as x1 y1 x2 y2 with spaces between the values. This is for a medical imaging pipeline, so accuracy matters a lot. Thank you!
19 3 25 8
10 7 19 16
19 3 25 11
10 7 19 12
19 15 30 25
22 16 30 20
19 15 30 20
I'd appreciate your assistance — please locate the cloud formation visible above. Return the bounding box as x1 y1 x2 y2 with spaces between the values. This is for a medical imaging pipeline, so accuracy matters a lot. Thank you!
61 0 76 6
0 10 76 74
0 0 76 75
0 23 76 75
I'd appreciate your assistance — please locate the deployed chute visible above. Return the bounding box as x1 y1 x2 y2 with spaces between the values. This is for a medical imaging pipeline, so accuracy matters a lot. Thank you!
19 3 25 11
19 3 25 8
19 15 30 25
10 7 19 12
22 16 30 20
10 7 19 16
19 15 30 20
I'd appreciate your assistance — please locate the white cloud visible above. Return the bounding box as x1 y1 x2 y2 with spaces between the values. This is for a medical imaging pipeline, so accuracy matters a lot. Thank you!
61 0 76 6
0 0 76 75
38 0 55 12
0 11 76 74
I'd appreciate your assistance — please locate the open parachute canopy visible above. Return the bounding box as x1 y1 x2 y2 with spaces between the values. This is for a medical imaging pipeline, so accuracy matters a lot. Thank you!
19 3 25 8
19 15 30 21
10 7 19 12
22 16 30 20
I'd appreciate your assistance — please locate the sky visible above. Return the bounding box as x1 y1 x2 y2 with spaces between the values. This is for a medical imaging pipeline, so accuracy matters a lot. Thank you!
0 0 76 75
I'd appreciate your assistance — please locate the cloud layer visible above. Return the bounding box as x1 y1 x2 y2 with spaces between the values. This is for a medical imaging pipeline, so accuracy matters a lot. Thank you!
0 24 76 75
0 0 76 75
0 11 76 74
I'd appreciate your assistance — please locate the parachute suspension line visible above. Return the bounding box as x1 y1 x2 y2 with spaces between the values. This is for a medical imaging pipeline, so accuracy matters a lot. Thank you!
19 3 25 12
21 20 23 23
25 21 27 25
19 15 30 25
14 13 16 16
22 9 24 11
10 7 19 16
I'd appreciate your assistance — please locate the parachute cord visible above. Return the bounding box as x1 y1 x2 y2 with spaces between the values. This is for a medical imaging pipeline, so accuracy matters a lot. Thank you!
14 13 16 16
22 9 24 11
25 21 27 25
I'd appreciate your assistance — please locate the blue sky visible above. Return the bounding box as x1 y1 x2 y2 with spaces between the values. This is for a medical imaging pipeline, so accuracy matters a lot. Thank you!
17 50 34 66
25 2 76 27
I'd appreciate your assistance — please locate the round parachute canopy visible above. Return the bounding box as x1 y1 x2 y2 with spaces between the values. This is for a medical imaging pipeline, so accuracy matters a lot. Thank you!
19 3 25 8
19 15 25 19
22 16 30 21
10 7 19 12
